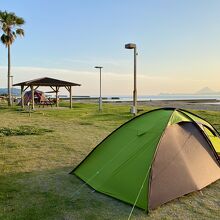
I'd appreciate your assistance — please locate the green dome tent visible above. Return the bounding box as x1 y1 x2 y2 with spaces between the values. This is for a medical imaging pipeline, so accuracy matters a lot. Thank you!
71 108 220 211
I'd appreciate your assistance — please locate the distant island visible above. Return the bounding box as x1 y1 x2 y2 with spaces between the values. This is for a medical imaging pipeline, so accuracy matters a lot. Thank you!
0 86 219 97
0 88 21 96
159 87 220 96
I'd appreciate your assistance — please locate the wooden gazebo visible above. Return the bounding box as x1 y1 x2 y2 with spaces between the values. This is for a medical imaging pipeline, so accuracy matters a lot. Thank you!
13 77 81 109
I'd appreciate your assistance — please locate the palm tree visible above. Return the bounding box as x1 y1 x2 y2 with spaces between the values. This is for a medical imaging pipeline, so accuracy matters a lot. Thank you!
0 11 24 106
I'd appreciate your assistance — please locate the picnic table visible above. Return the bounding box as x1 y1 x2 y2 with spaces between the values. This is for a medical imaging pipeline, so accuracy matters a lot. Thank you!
37 99 56 107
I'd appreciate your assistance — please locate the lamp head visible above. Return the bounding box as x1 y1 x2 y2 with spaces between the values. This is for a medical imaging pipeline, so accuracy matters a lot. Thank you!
125 43 136 49
94 66 103 69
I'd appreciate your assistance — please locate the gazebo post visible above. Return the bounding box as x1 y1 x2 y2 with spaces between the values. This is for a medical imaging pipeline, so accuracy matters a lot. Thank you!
31 85 35 110
56 86 59 107
70 86 72 109
21 85 24 109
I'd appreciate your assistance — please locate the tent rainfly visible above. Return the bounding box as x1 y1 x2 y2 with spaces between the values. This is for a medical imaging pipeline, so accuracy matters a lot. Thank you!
71 108 220 212
13 77 81 109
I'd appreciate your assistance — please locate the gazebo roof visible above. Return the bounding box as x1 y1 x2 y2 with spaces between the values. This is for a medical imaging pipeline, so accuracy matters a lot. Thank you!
13 77 81 87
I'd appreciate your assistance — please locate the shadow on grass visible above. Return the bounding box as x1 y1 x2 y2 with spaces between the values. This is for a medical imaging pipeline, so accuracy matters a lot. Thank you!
0 106 20 111
0 166 137 220
1 166 220 220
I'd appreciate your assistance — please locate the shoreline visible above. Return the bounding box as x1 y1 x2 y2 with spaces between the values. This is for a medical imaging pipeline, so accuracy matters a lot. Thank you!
73 98 220 111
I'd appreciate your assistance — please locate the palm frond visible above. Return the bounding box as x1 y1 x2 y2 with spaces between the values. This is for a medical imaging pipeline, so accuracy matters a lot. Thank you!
0 34 12 47
16 17 25 26
16 28 24 37
12 31 17 38
0 11 25 27
0 10 25 45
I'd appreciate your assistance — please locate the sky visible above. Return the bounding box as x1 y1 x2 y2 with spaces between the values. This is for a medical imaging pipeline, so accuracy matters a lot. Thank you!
0 0 220 96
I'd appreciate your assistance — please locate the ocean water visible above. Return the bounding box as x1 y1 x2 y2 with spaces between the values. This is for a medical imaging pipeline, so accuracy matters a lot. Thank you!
103 95 220 102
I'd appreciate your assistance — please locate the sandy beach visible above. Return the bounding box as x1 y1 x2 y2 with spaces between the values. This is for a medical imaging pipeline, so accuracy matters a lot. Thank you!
138 99 220 111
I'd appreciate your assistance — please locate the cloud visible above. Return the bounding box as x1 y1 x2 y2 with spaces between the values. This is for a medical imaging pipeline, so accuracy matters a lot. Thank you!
0 66 219 96
62 58 127 66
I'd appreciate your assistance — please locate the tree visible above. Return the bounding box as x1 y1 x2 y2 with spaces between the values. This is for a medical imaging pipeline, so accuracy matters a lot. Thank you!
0 11 25 106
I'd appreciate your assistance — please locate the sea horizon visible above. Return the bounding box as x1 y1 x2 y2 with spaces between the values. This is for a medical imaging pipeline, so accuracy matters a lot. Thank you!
60 94 220 101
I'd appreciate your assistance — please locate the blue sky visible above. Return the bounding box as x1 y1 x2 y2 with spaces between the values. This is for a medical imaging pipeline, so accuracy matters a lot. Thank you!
1 0 220 95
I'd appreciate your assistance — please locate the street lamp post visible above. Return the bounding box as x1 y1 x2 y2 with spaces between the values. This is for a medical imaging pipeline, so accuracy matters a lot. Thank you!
95 66 103 112
125 43 137 116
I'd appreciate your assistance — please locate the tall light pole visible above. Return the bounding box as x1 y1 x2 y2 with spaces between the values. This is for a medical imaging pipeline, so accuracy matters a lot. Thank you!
95 66 103 112
10 75 14 106
125 43 137 116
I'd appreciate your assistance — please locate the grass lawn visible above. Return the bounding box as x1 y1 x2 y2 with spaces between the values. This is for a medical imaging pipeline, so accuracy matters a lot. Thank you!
0 102 219 220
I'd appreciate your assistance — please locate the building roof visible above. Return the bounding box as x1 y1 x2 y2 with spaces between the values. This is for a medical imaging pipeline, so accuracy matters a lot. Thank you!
13 77 81 87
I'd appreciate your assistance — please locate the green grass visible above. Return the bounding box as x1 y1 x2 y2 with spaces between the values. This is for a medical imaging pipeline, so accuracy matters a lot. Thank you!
0 102 219 220
0 126 53 137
